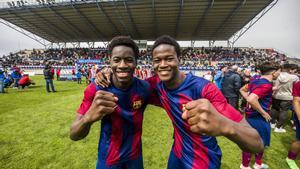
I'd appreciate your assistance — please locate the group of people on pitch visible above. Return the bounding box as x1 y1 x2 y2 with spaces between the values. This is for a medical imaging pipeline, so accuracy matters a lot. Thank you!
69 35 300 169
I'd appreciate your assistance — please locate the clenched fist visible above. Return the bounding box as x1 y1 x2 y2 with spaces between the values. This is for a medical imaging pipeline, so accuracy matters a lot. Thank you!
84 90 118 124
182 98 232 136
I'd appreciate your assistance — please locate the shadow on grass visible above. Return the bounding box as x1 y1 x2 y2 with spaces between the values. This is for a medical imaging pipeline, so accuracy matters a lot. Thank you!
49 89 72 93
28 85 43 89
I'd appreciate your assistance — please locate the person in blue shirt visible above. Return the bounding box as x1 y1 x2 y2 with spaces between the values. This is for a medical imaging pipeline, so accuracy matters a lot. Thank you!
214 66 227 89
11 69 22 88
76 69 82 84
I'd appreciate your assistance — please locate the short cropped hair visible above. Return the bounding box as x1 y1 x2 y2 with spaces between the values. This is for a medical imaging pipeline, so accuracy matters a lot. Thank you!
257 62 280 75
151 35 181 57
282 63 298 71
108 36 139 59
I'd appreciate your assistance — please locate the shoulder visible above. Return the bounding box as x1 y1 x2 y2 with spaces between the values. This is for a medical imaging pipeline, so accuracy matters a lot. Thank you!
84 83 98 96
294 81 300 87
291 74 299 81
135 77 150 89
145 75 160 90
292 81 300 97
189 74 210 87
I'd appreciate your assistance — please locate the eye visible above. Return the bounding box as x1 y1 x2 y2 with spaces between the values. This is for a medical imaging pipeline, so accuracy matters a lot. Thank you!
112 57 120 62
153 59 160 64
125 57 134 63
167 57 174 62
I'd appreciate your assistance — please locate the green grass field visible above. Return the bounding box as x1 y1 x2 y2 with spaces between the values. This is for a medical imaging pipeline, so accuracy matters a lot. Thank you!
0 75 299 169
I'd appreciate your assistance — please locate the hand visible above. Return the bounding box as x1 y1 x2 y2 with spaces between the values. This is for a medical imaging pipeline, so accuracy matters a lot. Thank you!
181 99 231 136
84 90 118 124
95 68 112 87
262 112 272 122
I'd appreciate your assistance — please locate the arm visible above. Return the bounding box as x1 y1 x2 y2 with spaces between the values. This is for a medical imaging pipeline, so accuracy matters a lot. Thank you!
246 93 271 121
293 96 300 121
182 83 263 153
70 90 117 141
240 84 249 100
70 114 93 141
182 98 263 153
222 116 264 153
94 70 162 107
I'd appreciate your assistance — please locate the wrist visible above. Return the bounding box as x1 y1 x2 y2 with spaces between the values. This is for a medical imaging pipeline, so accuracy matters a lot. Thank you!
81 114 94 126
221 119 236 137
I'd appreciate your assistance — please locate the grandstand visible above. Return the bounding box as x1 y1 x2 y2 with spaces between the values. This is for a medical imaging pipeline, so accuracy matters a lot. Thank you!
0 0 278 48
0 0 284 73
0 0 285 77
3 1 300 169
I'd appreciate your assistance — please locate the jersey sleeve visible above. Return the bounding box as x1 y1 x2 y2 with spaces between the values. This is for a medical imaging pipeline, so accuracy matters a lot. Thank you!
251 84 272 99
76 83 97 115
202 83 243 122
145 75 162 107
292 81 300 97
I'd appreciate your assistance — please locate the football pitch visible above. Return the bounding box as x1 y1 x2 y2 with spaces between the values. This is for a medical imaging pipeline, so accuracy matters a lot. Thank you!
0 76 299 169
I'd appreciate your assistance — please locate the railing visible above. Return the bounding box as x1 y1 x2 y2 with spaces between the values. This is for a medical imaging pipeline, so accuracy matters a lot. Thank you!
0 0 124 9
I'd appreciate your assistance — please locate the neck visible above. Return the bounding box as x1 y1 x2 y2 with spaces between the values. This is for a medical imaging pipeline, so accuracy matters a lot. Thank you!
112 76 133 90
261 75 273 82
164 71 186 90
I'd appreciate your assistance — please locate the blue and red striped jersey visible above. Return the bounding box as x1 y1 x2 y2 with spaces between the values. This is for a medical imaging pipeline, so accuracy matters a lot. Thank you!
245 77 273 118
77 77 151 166
149 73 243 169
292 81 300 97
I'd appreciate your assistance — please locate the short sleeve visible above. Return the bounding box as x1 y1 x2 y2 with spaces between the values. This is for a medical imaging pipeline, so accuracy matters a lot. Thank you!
76 83 97 115
251 84 272 99
292 81 300 97
202 83 243 122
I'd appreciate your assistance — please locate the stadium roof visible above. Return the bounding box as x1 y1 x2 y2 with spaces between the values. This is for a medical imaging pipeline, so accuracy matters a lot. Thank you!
0 0 275 43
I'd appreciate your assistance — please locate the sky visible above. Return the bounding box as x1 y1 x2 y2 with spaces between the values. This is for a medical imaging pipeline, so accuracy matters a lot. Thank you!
0 0 299 57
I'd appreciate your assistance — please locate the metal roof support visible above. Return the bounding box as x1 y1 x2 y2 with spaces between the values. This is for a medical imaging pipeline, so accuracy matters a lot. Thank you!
46 42 53 49
227 40 233 48
175 0 184 38
103 41 109 48
57 42 66 49
228 0 278 46
209 40 215 47
112 1 131 36
46 5 86 40
46 42 54 49
25 6 75 41
5 9 59 42
95 0 120 35
211 0 247 39
88 42 94 48
151 0 158 38
192 0 214 38
70 2 106 40
123 1 141 39
191 40 195 48
57 43 61 49
71 42 77 48
0 18 50 47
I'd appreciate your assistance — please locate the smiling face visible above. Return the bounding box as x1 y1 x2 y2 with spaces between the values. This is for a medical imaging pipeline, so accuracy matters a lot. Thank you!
110 45 136 89
152 44 180 83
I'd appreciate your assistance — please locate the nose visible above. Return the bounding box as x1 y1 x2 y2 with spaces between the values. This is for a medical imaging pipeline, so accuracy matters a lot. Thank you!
118 59 127 68
118 59 128 69
159 59 168 68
